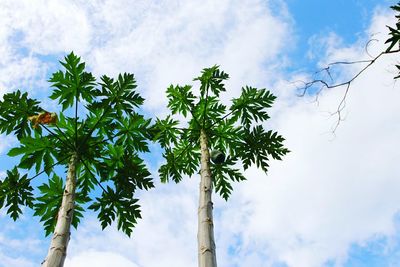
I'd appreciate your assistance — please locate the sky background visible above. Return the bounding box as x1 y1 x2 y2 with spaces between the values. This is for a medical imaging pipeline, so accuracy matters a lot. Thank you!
0 0 400 266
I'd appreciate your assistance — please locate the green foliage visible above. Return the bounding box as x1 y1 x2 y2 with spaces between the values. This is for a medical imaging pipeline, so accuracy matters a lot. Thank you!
151 115 180 147
0 167 34 220
159 139 201 183
236 126 289 173
89 73 144 117
33 174 89 236
1 52 154 237
386 3 400 53
114 114 151 153
167 85 196 117
230 87 276 128
0 91 42 139
89 186 141 237
211 158 246 200
194 65 229 97
385 3 400 79
49 52 96 111
194 96 227 128
156 66 289 200
8 134 59 175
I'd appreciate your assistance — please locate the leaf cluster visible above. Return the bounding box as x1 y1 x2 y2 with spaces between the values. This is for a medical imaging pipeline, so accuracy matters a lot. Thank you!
0 91 42 139
0 167 34 220
33 174 89 236
0 52 154 237
154 66 289 200
386 3 400 79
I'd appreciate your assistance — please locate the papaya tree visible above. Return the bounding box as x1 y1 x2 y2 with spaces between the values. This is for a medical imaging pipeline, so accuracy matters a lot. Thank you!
153 66 289 267
0 52 154 266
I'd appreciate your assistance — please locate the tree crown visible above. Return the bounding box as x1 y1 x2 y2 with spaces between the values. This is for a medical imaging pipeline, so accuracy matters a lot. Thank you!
0 52 153 236
153 65 289 200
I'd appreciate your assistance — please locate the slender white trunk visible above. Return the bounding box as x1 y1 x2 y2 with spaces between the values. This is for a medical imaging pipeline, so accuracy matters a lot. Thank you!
42 153 78 267
198 129 217 267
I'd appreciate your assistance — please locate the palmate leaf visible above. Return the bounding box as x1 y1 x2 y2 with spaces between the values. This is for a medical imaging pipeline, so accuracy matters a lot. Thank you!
82 107 117 144
167 84 196 117
194 65 229 97
158 137 201 183
211 158 246 200
238 125 290 173
386 3 400 52
90 73 144 116
230 87 276 127
0 90 42 139
151 115 180 147
89 186 142 237
194 96 226 128
0 167 34 220
209 120 244 156
8 134 60 175
76 163 97 196
114 114 151 153
33 174 90 236
112 153 153 198
159 148 185 183
49 52 96 111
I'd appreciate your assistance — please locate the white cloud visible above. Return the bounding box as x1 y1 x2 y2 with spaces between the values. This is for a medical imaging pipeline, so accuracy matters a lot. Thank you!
0 253 35 267
0 1 399 267
226 7 400 267
0 135 16 155
65 251 139 267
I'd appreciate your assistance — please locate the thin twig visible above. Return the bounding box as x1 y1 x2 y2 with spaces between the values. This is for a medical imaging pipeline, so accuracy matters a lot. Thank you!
297 47 400 133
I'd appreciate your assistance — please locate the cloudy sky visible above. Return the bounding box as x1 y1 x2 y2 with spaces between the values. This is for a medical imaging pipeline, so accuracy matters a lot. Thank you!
1 0 400 266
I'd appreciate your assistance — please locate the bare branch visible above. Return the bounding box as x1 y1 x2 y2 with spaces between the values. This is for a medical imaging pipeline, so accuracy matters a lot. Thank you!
296 47 400 133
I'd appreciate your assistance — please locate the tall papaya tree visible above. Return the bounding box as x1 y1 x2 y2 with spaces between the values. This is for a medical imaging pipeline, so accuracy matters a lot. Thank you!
0 52 154 266
153 66 289 267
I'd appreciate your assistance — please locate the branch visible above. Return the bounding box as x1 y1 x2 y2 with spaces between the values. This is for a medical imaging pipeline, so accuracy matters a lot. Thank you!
296 47 400 133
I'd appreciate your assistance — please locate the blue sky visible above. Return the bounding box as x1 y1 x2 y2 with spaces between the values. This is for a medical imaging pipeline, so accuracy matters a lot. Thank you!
1 0 400 267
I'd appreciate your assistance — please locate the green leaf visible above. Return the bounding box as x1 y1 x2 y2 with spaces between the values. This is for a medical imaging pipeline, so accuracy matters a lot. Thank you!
89 73 143 116
112 153 154 198
0 167 34 220
89 187 142 237
211 158 246 200
159 148 184 183
151 115 180 147
194 96 226 128
49 52 96 111
167 84 196 117
230 87 276 127
0 90 42 139
194 65 229 97
10 135 60 175
237 125 290 173
209 119 244 156
114 114 151 153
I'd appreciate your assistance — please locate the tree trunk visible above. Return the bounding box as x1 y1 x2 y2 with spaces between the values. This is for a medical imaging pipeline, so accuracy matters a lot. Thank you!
198 128 217 267
42 153 78 267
